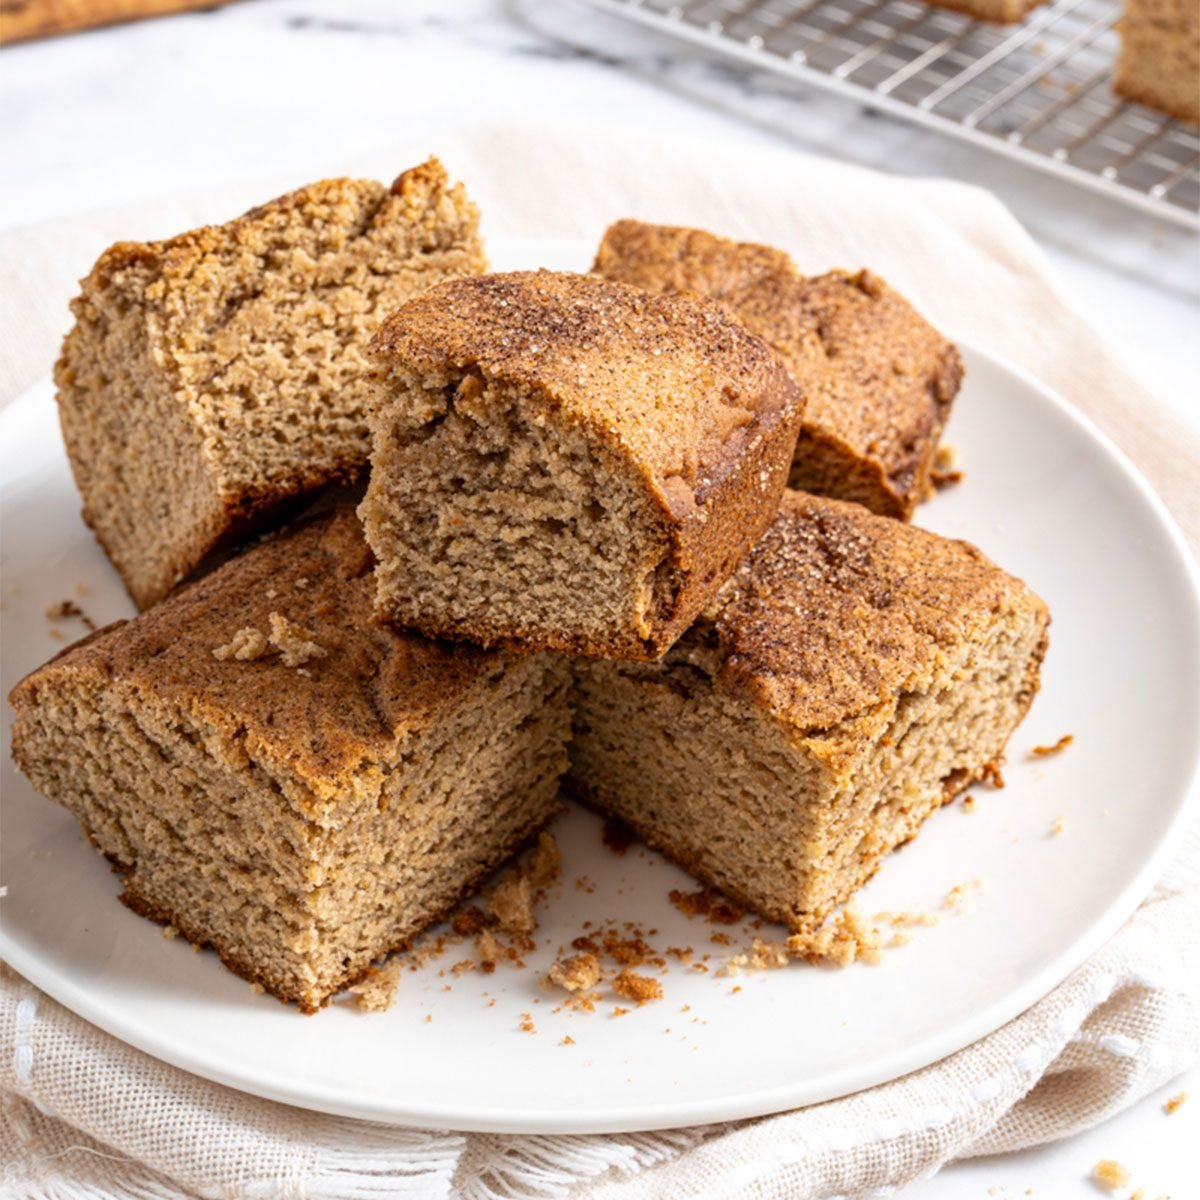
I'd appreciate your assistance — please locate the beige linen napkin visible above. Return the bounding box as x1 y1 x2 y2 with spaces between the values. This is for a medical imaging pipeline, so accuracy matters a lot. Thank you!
1 125 1198 1200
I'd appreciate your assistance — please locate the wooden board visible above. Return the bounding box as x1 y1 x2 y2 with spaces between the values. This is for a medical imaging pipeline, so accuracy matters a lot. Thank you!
0 0 237 44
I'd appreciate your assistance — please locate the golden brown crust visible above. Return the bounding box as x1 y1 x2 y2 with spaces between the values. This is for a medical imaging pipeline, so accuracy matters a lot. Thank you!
369 270 803 512
87 160 469 291
10 509 504 803
593 221 963 520
683 491 1049 736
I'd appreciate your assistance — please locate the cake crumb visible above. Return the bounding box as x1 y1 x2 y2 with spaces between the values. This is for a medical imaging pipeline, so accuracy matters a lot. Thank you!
876 909 939 929
1032 734 1074 757
981 761 1006 788
45 599 96 629
518 1013 536 1034
610 1005 631 1017
612 969 663 1005
548 952 601 994
1050 814 1066 837
349 960 403 1012
489 871 535 935
669 887 743 924
249 982 265 996
561 1035 576 1046
267 612 326 668
161 925 178 940
1091 1160 1130 1189
526 831 561 889
213 626 270 662
1164 1090 1188 1114
943 879 981 910
747 937 790 970
930 444 963 490
963 794 977 812
787 908 881 966
477 929 502 970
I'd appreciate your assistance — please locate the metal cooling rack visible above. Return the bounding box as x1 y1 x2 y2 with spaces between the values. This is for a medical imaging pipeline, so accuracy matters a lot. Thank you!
574 0 1200 229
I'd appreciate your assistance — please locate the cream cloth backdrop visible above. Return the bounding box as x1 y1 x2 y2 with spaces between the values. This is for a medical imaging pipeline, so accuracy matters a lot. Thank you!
1 124 1198 1200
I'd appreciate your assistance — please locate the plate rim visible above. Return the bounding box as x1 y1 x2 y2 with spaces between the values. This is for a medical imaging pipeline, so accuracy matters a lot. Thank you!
2 336 1199 1134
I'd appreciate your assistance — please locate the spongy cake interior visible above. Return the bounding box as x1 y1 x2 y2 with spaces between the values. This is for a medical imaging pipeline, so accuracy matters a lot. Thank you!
361 367 675 653
569 605 1045 929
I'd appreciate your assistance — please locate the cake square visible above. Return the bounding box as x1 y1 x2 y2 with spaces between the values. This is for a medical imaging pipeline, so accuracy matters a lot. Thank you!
1115 5 1200 124
55 158 488 610
923 0 1045 21
593 221 963 520
568 491 1049 930
358 270 805 660
9 509 571 1011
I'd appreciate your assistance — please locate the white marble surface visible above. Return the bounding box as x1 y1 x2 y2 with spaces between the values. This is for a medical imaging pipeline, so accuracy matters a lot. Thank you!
1 0 1197 1193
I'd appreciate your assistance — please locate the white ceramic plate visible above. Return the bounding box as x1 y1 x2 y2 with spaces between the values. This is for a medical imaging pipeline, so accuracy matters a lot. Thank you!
2 240 1199 1135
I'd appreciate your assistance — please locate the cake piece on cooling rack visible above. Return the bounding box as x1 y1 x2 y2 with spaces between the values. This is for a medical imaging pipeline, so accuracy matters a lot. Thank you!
594 220 963 520
56 159 487 610
358 270 805 660
1114 0 1200 124
923 0 1045 21
9 509 571 1012
568 491 1049 931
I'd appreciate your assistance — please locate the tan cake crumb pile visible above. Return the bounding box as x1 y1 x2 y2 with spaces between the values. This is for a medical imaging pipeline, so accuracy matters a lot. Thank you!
786 909 882 967
212 612 326 668
612 969 664 1006
267 613 326 668
545 917 671 1011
